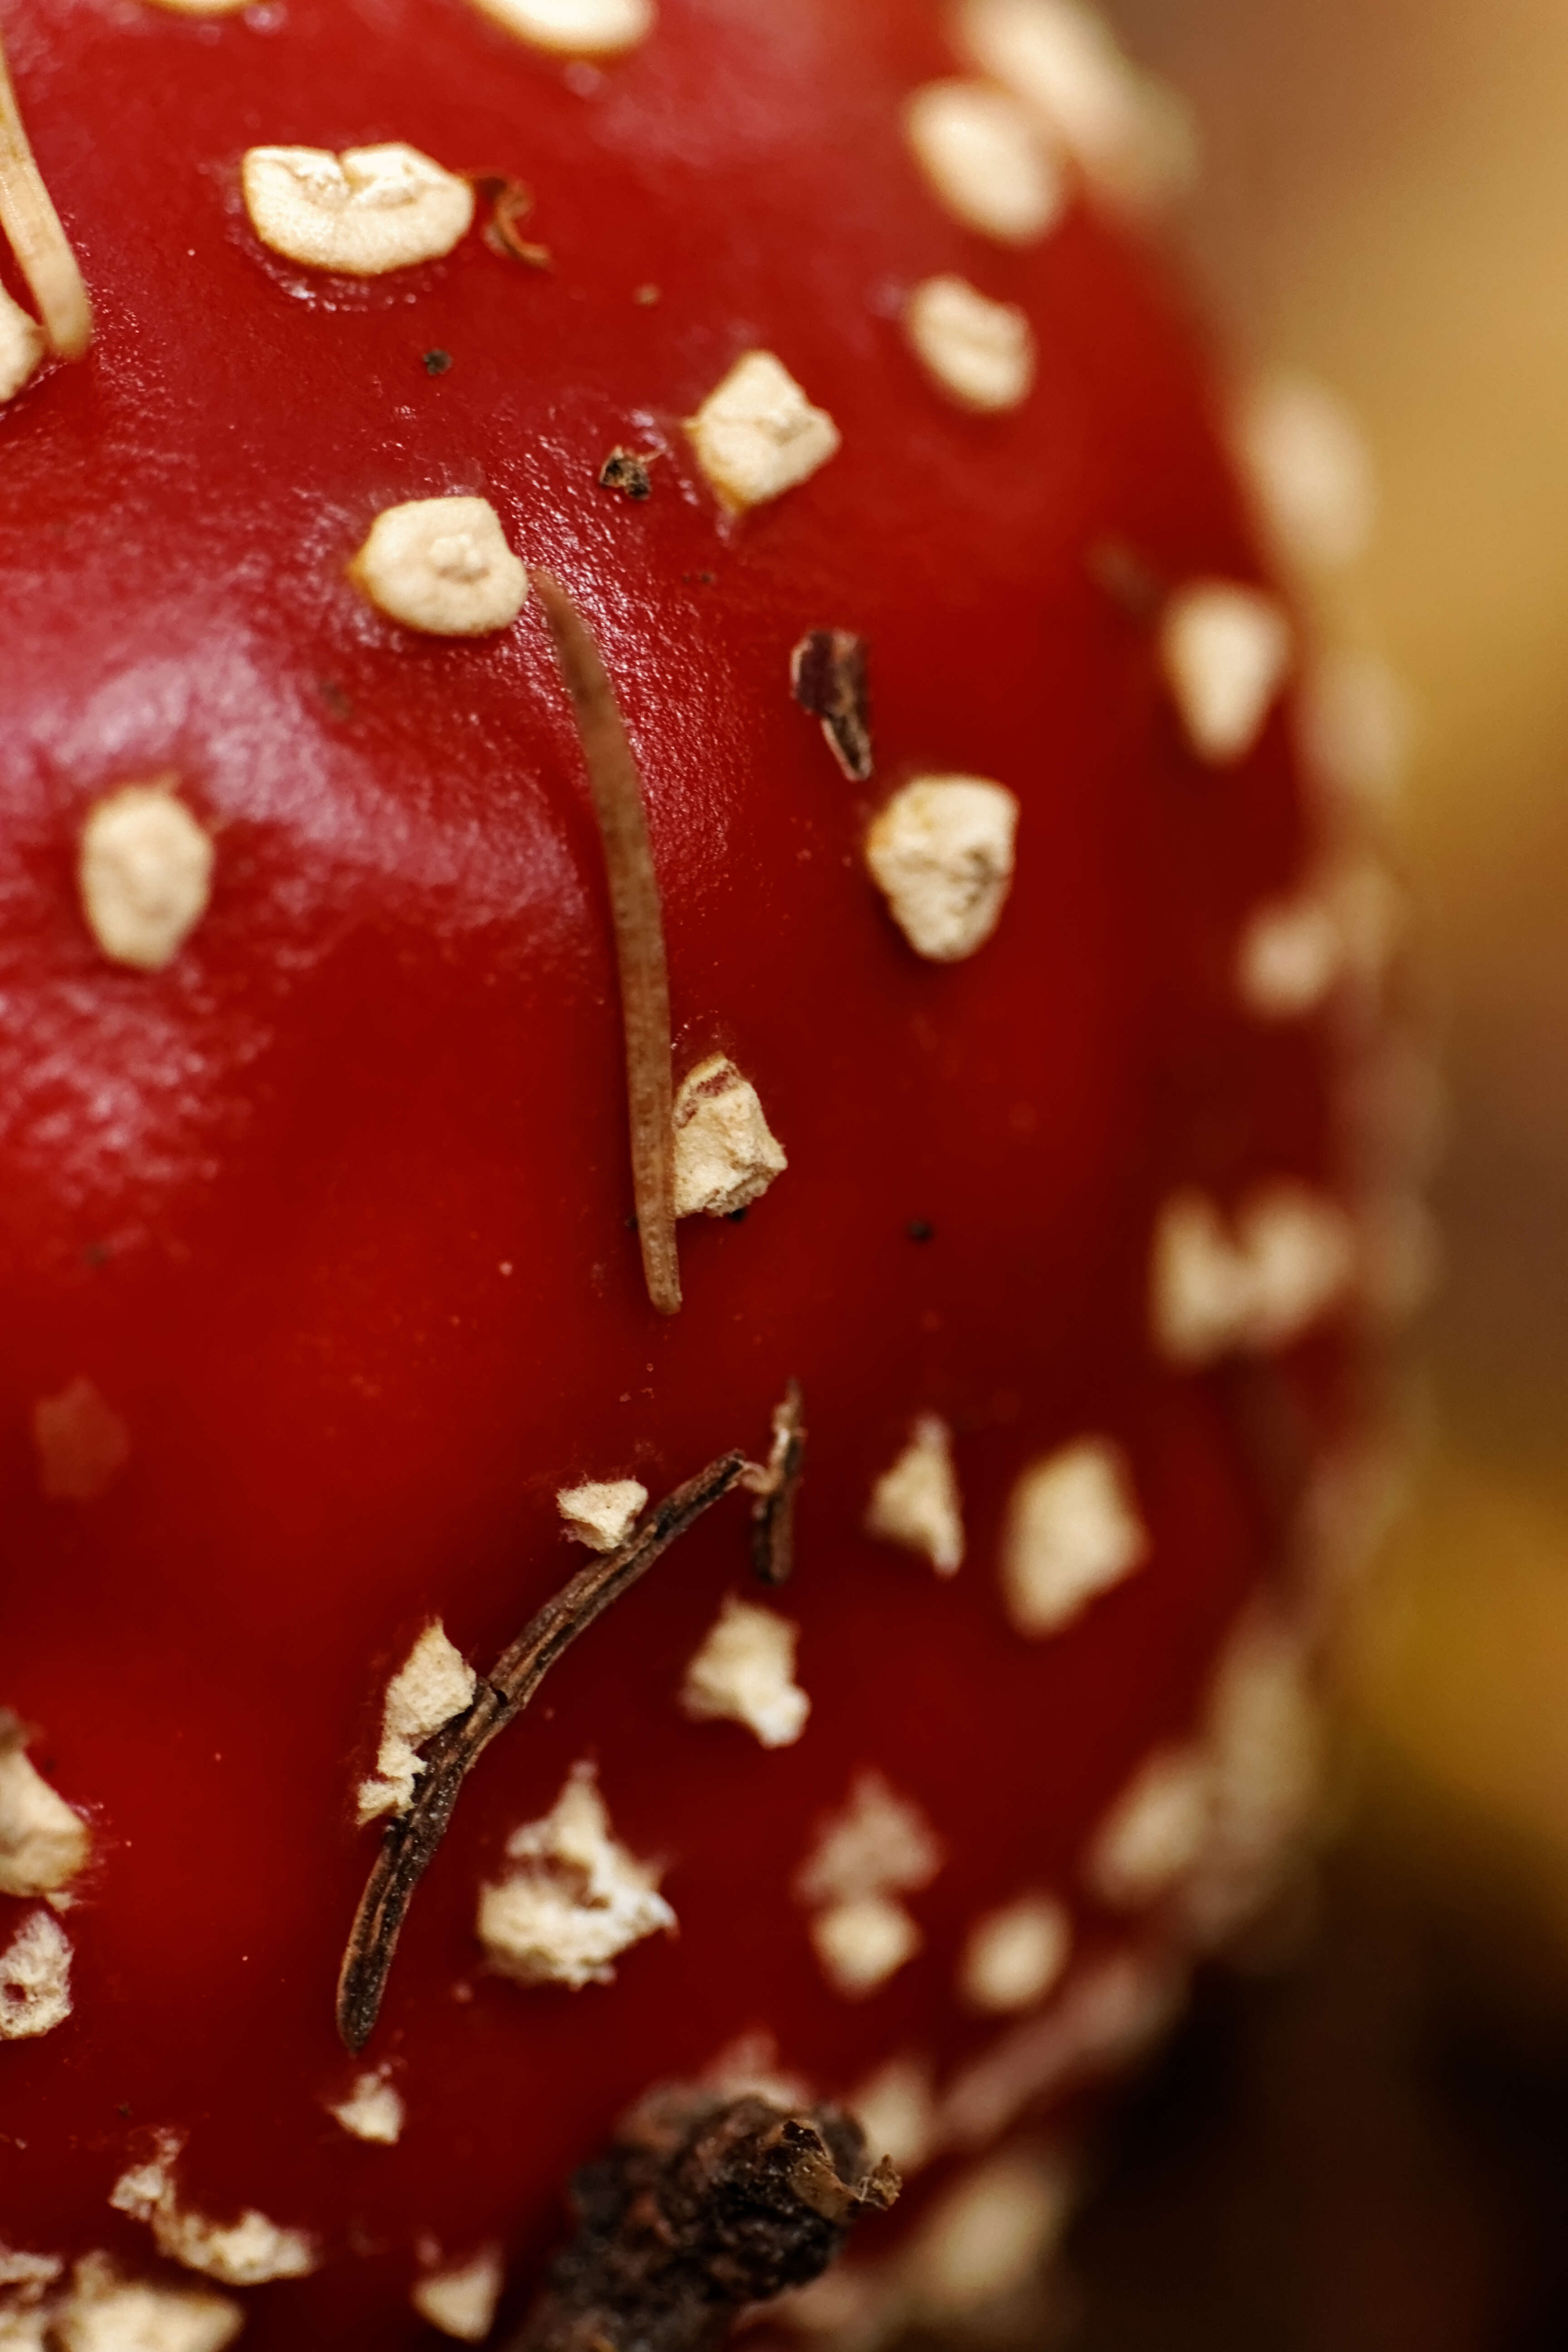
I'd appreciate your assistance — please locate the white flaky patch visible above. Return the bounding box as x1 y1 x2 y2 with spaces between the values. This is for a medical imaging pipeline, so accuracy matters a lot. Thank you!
796 1774 942 1999
865 1416 965 1575
680 1596 810 1748
1086 1747 1214 1909
350 496 528 637
78 784 214 972
0 1722 88 1898
955 0 1198 212
1234 371 1376 575
903 2150 1073 2319
411 2245 505 2343
1159 582 1293 765
1001 1438 1148 1637
903 81 1065 245
478 1762 674 1989
466 0 653 52
327 2067 405 2146
1237 893 1344 1019
865 776 1018 963
904 276 1035 413
1151 1185 1355 1365
0 1912 72 2039
0 285 44 405
958 1894 1071 2014
556 1478 647 1552
55 2257 243 2352
1182 1611 1323 1947
671 1056 788 1219
241 143 474 276
849 2054 937 2175
357 1621 477 1826
686 351 840 513
809 1896 922 2001
1296 646 1413 814
109 2136 318 2286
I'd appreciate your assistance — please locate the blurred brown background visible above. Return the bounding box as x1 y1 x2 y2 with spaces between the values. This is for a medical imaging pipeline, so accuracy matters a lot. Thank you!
1062 2 1568 2341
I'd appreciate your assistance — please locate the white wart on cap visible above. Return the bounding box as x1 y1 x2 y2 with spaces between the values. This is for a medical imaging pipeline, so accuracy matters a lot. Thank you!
1001 1438 1148 1636
79 784 214 971
1160 582 1292 764
411 2244 505 2342
242 145 474 275
904 81 1065 245
0 284 44 404
905 276 1035 413
866 1415 965 1574
866 776 1018 962
680 1596 810 1748
467 0 654 53
557 1478 648 1552
686 352 840 512
477 1764 674 1989
351 497 528 637
671 1056 787 1219
0 1718 88 1897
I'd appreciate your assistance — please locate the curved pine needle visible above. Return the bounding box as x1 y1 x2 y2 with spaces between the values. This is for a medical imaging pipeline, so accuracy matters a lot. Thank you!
534 568 681 1317
0 26 91 359
337 1449 747 2053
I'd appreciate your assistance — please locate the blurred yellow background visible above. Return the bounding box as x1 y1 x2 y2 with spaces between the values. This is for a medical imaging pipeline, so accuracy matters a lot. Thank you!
1113 0 1568 1927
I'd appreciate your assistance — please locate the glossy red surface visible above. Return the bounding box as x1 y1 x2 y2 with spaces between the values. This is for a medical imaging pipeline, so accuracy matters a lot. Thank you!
0 0 1350 2342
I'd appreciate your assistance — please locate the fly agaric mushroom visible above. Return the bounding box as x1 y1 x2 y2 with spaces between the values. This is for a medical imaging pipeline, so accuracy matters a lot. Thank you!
0 0 1388 2347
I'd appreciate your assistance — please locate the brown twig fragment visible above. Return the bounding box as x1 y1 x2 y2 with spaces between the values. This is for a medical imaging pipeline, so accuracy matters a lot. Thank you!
337 1450 747 2051
790 631 872 782
742 1380 805 1587
509 2084 899 2352
534 568 682 1317
468 171 553 268
0 25 91 359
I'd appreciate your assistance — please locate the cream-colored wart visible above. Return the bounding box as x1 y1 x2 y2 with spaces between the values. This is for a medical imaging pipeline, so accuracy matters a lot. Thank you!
959 1893 1071 2013
467 0 654 52
109 2134 319 2287
1086 1746 1214 1908
1296 646 1413 816
327 2066 405 2146
686 351 840 513
54 2255 242 2352
241 144 474 275
1234 370 1376 576
557 1477 647 1552
350 496 528 637
904 2150 1073 2322
1159 582 1292 765
1151 1184 1355 1366
478 1762 674 1989
1236 893 1344 1019
0 1715 88 1897
865 1415 964 1575
849 2053 938 2174
1001 1438 1148 1637
904 80 1065 245
795 1772 943 1999
865 776 1019 963
904 275 1035 413
955 0 1199 213
0 284 44 404
411 2244 505 2343
1182 1612 1323 1947
356 1621 477 1825
671 1055 787 1218
0 1911 72 2039
78 784 214 972
680 1596 810 1748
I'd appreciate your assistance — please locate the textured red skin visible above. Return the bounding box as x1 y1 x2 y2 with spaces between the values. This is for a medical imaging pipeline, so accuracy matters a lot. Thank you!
0 0 1349 2342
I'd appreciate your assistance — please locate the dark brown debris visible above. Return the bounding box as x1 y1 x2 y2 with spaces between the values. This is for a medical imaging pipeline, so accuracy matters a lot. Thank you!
599 448 657 501
468 172 554 268
510 2087 899 2352
791 631 873 783
743 1380 805 1588
336 1450 748 2053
